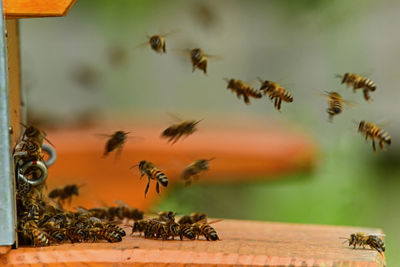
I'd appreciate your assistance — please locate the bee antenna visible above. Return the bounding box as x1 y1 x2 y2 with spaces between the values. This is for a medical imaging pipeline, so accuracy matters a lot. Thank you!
256 76 264 83
130 164 139 169
334 73 342 78
351 119 359 125
78 184 86 189
195 119 203 125
207 157 216 161
19 122 28 128
43 136 56 147
222 77 230 82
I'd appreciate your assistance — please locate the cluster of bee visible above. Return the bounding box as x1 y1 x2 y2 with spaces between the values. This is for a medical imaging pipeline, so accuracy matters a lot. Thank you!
131 211 220 241
344 232 386 254
14 125 145 247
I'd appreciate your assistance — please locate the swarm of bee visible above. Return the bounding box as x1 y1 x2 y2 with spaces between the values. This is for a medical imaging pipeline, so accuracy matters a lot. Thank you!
131 211 220 241
15 125 142 246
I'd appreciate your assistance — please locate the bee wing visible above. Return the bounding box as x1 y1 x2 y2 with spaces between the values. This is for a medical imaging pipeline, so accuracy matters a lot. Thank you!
160 29 180 38
342 100 358 108
114 199 130 208
134 41 149 50
204 53 223 61
93 133 112 138
207 219 223 225
166 112 184 122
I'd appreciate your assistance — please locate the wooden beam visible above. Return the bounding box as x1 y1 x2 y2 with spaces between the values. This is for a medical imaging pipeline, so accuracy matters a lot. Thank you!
6 19 22 146
3 0 76 19
0 220 386 266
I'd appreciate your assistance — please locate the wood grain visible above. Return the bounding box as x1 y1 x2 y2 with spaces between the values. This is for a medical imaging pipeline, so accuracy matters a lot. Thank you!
43 125 317 210
3 0 76 19
6 19 22 147
0 220 386 266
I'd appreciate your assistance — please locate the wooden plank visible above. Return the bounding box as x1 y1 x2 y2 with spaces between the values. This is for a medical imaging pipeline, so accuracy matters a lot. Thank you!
6 19 22 147
3 0 76 19
43 125 317 210
0 246 11 255
0 220 386 266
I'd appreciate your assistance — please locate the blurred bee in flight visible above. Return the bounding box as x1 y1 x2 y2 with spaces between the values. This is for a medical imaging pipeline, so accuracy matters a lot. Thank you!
131 160 168 197
224 78 263 105
357 121 391 152
136 31 177 54
343 232 385 254
321 91 355 122
257 78 293 111
181 158 215 186
336 73 376 102
48 184 85 206
183 48 220 75
161 114 201 144
95 131 130 159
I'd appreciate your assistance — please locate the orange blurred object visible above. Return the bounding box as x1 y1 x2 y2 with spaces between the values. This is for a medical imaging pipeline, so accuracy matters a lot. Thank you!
44 124 317 211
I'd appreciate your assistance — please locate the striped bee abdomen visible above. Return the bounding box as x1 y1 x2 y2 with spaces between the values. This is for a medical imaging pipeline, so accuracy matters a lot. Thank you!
151 168 168 187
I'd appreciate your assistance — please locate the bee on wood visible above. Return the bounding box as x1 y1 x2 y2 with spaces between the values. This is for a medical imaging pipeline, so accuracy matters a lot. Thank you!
182 158 214 187
131 219 150 236
101 131 130 158
88 227 122 243
336 73 376 102
21 197 41 223
48 184 85 206
190 219 222 241
357 121 391 152
224 78 263 105
157 211 176 222
131 160 168 197
321 91 355 122
257 78 293 111
178 223 196 240
178 212 208 224
346 232 385 254
21 221 50 246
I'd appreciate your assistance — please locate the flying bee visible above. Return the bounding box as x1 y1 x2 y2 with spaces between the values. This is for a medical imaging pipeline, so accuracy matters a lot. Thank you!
357 121 391 152
257 78 293 111
131 160 168 197
183 48 220 75
321 91 355 122
48 184 85 206
178 212 208 224
191 219 222 241
161 118 201 144
224 78 263 105
136 31 177 54
181 158 215 186
345 232 385 254
98 130 130 158
336 73 376 102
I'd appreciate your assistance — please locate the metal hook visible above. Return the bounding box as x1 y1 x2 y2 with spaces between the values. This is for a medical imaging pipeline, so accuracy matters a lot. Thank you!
42 144 57 167
17 160 48 186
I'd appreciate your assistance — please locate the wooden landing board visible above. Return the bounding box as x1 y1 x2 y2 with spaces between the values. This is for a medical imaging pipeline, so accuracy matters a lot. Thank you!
3 0 76 19
0 220 386 266
44 125 316 210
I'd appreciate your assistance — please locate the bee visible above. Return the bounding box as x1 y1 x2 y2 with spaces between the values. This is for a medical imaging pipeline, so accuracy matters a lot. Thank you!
190 219 221 241
22 221 50 246
178 223 196 240
131 219 150 236
104 223 126 237
157 211 176 222
186 48 220 75
131 160 168 197
48 229 67 243
346 232 385 254
336 73 376 102
136 31 176 54
48 184 85 206
21 197 41 223
181 158 214 187
88 227 122 243
357 121 391 152
178 212 208 225
161 119 201 144
102 131 130 158
321 91 355 122
257 78 293 111
224 78 263 105
20 123 54 147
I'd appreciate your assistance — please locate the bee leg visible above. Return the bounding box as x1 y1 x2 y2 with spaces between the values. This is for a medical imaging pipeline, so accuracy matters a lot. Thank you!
192 65 196 72
379 141 385 151
372 139 377 153
278 98 282 111
185 179 192 187
244 95 250 104
144 178 151 197
115 146 123 161
162 42 166 53
156 182 160 194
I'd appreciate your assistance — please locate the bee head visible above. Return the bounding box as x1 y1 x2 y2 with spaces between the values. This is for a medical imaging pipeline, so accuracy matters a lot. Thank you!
333 107 341 114
191 48 202 59
149 35 161 48
349 233 356 245
358 121 365 132
370 85 376 92
114 131 128 142
138 160 146 169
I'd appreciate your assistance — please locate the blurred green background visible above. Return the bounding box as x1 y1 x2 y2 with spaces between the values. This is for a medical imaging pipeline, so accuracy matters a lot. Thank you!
20 0 400 265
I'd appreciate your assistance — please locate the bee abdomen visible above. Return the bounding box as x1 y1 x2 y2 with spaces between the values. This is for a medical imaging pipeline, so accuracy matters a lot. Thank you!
152 169 168 187
282 91 293 102
246 87 263 98
377 129 391 144
32 229 50 246
361 78 376 91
